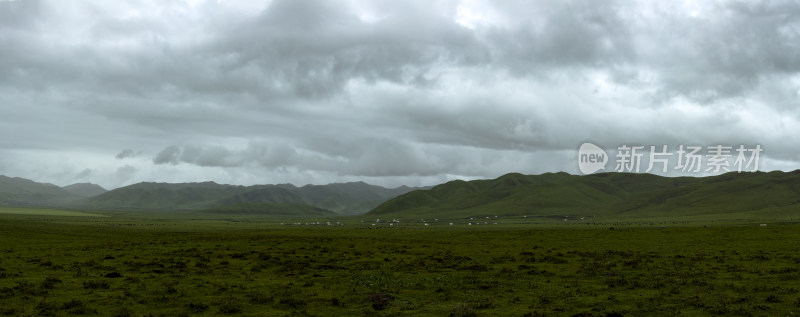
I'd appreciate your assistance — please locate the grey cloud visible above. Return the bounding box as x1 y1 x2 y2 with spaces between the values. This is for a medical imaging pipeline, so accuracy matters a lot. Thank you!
151 139 554 179
74 168 92 180
484 0 633 72
3 0 798 104
476 0 800 102
114 165 138 184
642 1 800 102
205 0 488 98
153 146 181 165
0 0 42 29
115 149 136 159
178 145 234 167
151 143 297 168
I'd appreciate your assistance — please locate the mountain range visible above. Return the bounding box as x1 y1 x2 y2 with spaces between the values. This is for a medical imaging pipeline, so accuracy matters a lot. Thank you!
0 175 107 206
82 181 418 214
0 175 419 215
368 170 800 220
62 183 108 197
3 171 800 219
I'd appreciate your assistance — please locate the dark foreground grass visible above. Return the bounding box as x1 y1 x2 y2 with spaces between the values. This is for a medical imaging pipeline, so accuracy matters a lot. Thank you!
1 215 800 316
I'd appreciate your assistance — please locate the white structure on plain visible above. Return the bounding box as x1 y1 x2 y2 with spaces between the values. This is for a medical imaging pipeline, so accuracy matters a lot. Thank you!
449 223 453 226
760 224 767 227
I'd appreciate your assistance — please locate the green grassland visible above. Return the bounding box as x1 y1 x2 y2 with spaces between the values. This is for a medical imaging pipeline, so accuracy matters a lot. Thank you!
2 208 800 316
0 208 106 217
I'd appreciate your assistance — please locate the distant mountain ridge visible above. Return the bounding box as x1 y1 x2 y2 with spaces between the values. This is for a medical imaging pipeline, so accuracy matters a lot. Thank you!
80 180 420 214
368 171 800 219
0 174 421 215
0 175 89 206
7 171 800 219
62 183 108 197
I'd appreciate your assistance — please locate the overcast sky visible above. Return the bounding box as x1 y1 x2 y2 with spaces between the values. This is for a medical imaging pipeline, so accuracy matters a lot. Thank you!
1 0 799 189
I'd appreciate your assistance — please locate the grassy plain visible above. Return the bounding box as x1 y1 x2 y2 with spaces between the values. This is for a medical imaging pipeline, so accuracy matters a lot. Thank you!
1 208 800 316
0 208 105 217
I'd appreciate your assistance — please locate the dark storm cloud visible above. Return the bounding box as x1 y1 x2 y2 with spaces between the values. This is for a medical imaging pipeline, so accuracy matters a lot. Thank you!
1 0 799 189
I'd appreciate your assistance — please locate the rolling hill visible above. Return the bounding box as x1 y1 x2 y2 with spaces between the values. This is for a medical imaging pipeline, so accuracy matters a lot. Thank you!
215 182 421 215
367 171 800 219
82 181 244 210
0 175 81 206
80 181 419 214
62 183 108 197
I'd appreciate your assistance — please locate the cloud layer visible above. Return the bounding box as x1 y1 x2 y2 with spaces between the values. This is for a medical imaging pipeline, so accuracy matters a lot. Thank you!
1 0 799 189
